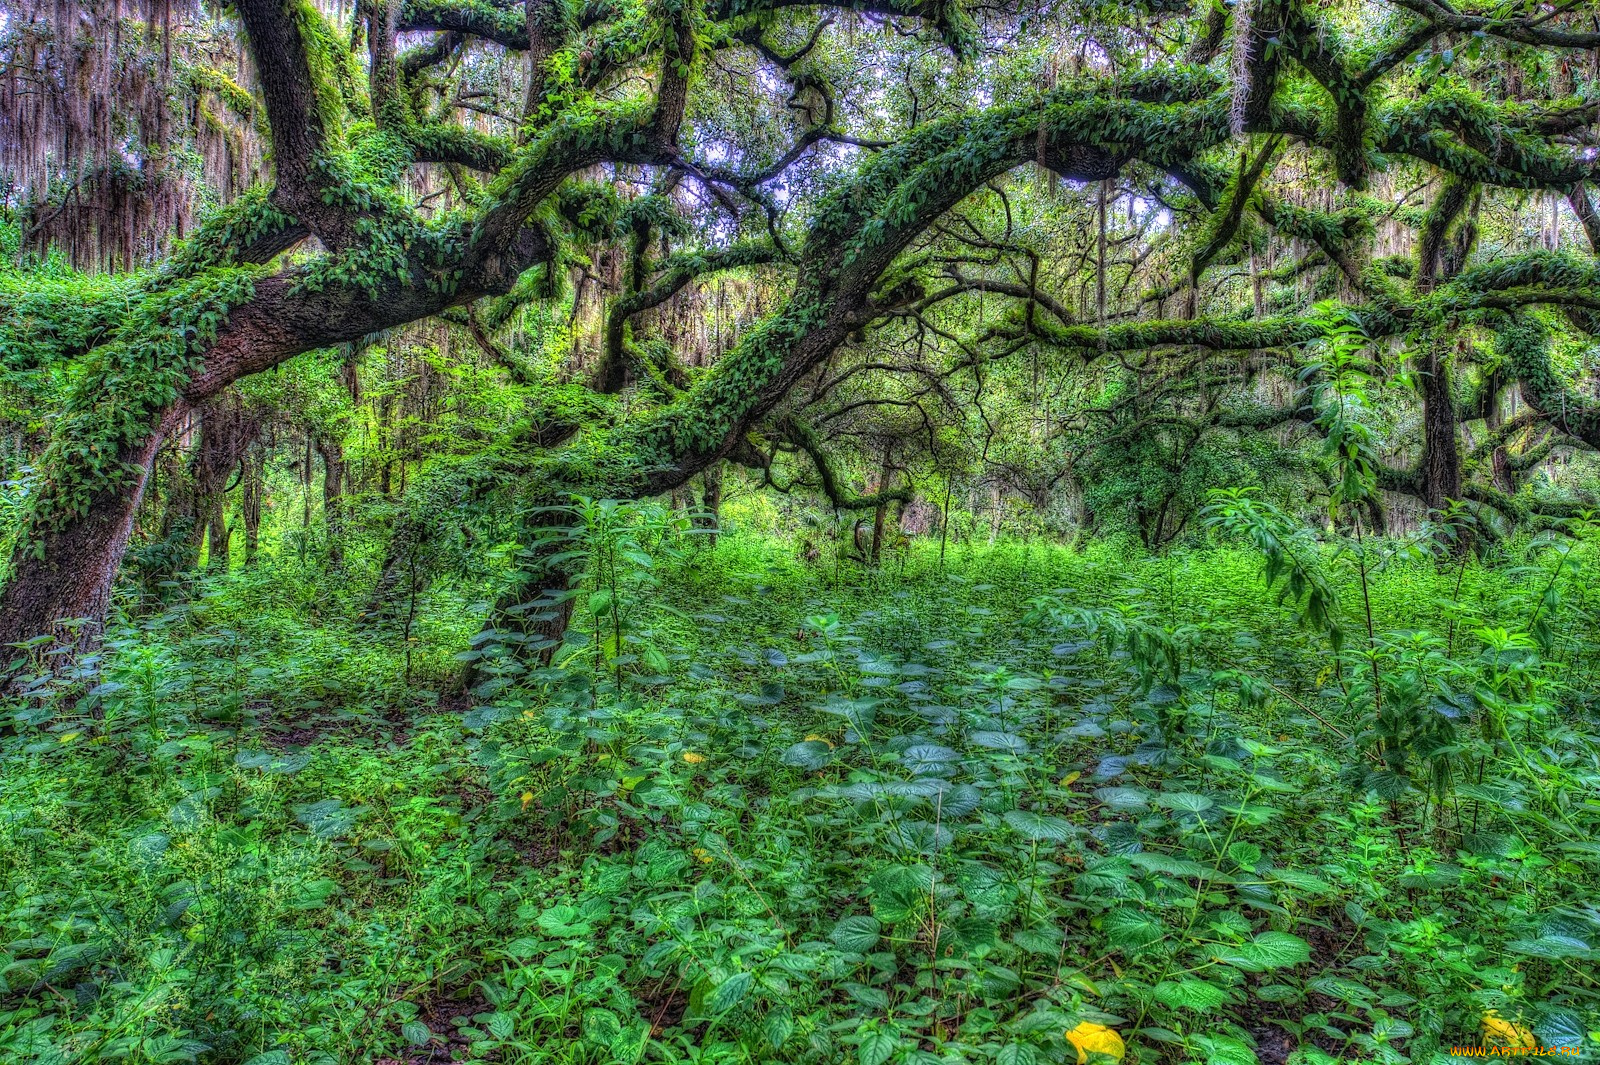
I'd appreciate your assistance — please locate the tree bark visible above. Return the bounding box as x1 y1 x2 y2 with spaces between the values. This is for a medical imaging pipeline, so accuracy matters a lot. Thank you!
1420 346 1462 511
241 449 263 566
205 499 230 572
317 436 346 565
870 444 893 566
0 407 180 647
698 464 723 547
461 540 577 689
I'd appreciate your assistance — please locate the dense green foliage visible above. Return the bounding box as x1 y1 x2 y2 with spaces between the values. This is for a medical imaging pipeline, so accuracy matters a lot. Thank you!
3 501 1600 1061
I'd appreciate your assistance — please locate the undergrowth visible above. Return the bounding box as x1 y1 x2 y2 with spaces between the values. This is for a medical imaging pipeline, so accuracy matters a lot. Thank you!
1 532 1598 1064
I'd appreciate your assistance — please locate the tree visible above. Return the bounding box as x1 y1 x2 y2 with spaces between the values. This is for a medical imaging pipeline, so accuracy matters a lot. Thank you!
4 0 1600 649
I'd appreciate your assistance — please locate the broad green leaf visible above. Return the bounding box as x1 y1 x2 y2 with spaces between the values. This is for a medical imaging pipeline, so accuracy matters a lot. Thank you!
997 1043 1038 1065
1129 852 1222 880
707 971 754 1013
1213 931 1310 972
1004 809 1076 842
1093 787 1149 811
1103 908 1164 950
765 1007 795 1049
859 1028 900 1065
1152 979 1227 1011
1154 791 1214 813
1189 1034 1258 1065
1505 935 1591 959
782 740 833 771
831 914 882 952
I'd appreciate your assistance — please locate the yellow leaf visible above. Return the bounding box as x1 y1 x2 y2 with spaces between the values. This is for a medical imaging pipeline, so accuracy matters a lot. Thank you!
1060 771 1081 787
804 734 836 748
1065 1022 1125 1064
691 847 713 864
1481 1011 1537 1049
682 751 707 764
58 732 80 744
519 792 534 808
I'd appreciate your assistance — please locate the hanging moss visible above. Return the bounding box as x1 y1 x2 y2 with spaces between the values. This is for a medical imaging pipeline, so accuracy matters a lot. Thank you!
185 67 258 120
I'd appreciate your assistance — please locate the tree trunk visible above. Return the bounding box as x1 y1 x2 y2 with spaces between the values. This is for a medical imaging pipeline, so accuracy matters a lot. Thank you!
870 444 893 566
698 463 723 547
463 539 577 688
206 499 230 571
300 432 313 561
0 410 178 648
1420 347 1462 512
1491 446 1514 494
241 450 263 565
317 436 346 565
378 394 395 496
156 450 206 575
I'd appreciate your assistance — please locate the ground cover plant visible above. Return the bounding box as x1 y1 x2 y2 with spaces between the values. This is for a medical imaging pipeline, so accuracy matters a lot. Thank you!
2 517 1598 1062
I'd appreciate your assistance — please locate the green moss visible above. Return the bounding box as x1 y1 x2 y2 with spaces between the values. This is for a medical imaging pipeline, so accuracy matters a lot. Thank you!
1496 314 1600 445
168 188 298 272
623 293 828 472
184 67 257 118
294 0 370 136
23 267 263 540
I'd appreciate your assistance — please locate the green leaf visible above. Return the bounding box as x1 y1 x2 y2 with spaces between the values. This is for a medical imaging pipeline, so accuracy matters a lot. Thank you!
1152 979 1227 1011
765 1007 795 1049
782 740 833 771
583 1007 622 1045
1535 1009 1587 1051
1129 852 1221 880
1094 787 1149 811
831 914 882 952
1189 1034 1259 1065
707 970 754 1013
1262 867 1335 894
1003 809 1077 842
401 1021 433 1046
1306 976 1374 1005
997 1044 1039 1065
971 730 1029 753
1213 931 1311 972
1505 935 1591 960
1154 791 1214 813
1103 908 1164 950
1226 842 1263 869
858 1029 900 1065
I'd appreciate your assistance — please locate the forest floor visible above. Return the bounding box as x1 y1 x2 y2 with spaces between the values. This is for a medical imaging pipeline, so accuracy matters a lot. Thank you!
1 536 1597 1064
